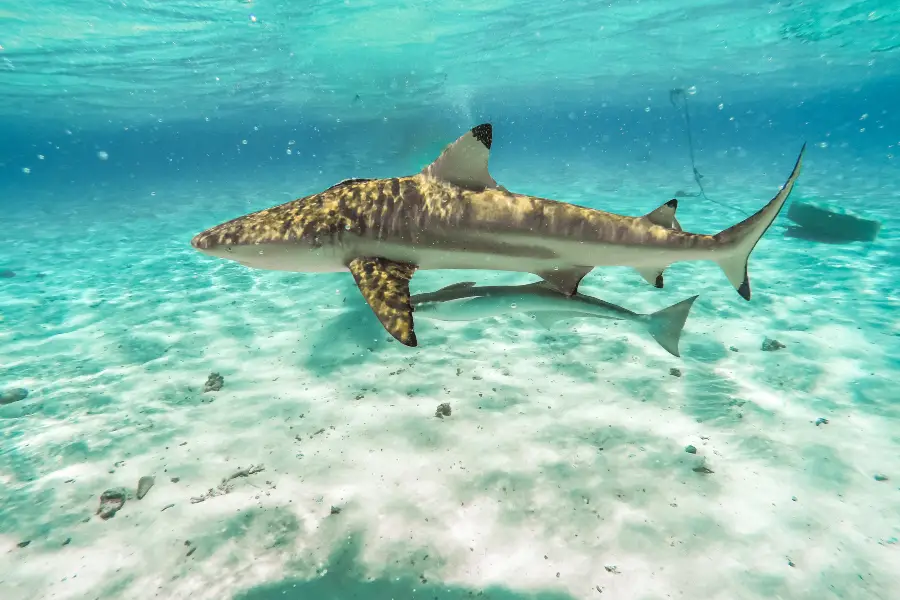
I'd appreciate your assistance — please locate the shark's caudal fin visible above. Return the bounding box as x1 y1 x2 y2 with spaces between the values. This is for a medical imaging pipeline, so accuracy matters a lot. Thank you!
644 295 699 357
713 145 806 300
633 199 683 289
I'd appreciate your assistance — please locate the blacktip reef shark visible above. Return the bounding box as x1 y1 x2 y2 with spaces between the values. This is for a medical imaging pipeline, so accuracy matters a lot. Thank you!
412 280 699 357
191 123 805 347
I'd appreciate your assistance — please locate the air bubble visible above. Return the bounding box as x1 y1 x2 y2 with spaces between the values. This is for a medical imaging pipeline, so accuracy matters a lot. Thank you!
22 167 30 174
686 86 697 95
286 148 292 155
242 139 248 145
97 151 108 160
510 303 517 309
718 103 724 110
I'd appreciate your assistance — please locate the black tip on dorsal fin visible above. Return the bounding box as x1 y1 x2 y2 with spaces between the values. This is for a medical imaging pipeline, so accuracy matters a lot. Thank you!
470 123 492 149
666 199 677 209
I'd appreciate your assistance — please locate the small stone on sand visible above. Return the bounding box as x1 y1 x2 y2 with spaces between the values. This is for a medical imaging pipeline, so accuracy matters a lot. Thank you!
815 417 829 426
97 488 128 520
874 474 888 482
0 388 28 405
136 475 155 499
17 540 30 548
685 445 697 454
669 368 682 377
435 402 451 418
762 338 786 352
203 372 224 392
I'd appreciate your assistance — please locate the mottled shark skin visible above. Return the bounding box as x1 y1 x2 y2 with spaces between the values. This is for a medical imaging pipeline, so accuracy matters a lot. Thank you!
412 281 699 357
191 123 805 347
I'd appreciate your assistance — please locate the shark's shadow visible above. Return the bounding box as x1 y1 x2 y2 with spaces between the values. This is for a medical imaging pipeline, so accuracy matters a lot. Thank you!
295 289 418 376
235 533 577 600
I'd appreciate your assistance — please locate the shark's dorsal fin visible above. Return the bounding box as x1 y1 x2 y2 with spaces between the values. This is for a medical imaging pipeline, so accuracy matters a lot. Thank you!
535 266 592 296
434 281 477 293
644 199 683 231
422 124 499 191
348 257 418 347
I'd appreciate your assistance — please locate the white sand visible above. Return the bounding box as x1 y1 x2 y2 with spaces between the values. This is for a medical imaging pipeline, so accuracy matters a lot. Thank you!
1 152 898 600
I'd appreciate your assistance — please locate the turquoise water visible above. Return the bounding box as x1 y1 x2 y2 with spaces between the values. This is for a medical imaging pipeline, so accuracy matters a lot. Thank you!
2 2 899 599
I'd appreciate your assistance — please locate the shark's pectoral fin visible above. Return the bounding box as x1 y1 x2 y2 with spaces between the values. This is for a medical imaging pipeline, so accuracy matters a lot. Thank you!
422 123 499 191
634 267 666 288
644 199 682 231
535 266 592 296
348 257 418 347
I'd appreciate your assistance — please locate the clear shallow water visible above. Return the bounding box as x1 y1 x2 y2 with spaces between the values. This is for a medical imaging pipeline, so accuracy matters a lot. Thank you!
1 2 899 599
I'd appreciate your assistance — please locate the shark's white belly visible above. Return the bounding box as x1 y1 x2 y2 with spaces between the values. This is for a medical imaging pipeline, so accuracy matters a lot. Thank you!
214 233 713 274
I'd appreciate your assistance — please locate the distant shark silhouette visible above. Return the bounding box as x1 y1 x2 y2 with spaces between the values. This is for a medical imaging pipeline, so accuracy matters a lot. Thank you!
191 123 805 347
412 280 699 357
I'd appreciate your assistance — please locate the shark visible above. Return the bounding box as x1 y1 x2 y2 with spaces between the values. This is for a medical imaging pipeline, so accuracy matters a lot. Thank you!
191 123 805 347
411 280 699 357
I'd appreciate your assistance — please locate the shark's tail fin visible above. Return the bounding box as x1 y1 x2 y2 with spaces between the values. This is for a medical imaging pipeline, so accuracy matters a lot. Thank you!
712 145 806 300
645 295 699 357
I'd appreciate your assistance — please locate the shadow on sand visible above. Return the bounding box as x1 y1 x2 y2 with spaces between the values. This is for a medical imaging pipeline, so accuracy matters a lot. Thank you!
235 536 577 600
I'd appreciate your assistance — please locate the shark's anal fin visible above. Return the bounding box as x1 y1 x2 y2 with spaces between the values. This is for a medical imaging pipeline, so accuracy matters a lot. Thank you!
348 257 418 347
634 267 666 289
422 123 499 191
535 266 593 296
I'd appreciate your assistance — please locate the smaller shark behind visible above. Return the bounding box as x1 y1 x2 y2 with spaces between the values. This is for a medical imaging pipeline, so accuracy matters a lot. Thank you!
412 281 698 357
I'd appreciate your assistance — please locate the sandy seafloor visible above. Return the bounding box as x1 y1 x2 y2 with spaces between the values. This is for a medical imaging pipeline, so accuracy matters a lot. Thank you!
1 149 899 600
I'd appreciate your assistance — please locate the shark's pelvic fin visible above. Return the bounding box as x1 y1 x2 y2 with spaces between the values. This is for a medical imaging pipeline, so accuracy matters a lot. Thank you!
633 267 666 289
422 123 499 191
434 281 477 293
713 143 806 300
644 199 683 231
348 257 418 347
536 266 593 296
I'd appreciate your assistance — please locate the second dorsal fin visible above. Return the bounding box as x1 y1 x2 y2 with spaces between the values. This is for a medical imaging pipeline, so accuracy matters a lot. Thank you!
421 124 499 191
644 199 683 231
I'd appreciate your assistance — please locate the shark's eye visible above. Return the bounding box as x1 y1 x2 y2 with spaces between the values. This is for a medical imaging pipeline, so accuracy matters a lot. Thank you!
226 247 233 253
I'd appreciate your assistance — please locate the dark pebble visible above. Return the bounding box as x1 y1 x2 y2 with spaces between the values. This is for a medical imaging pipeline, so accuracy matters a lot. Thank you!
762 338 786 352
0 388 29 405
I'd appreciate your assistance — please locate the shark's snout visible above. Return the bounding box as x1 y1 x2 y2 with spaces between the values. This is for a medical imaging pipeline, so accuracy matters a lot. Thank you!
190 233 211 250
